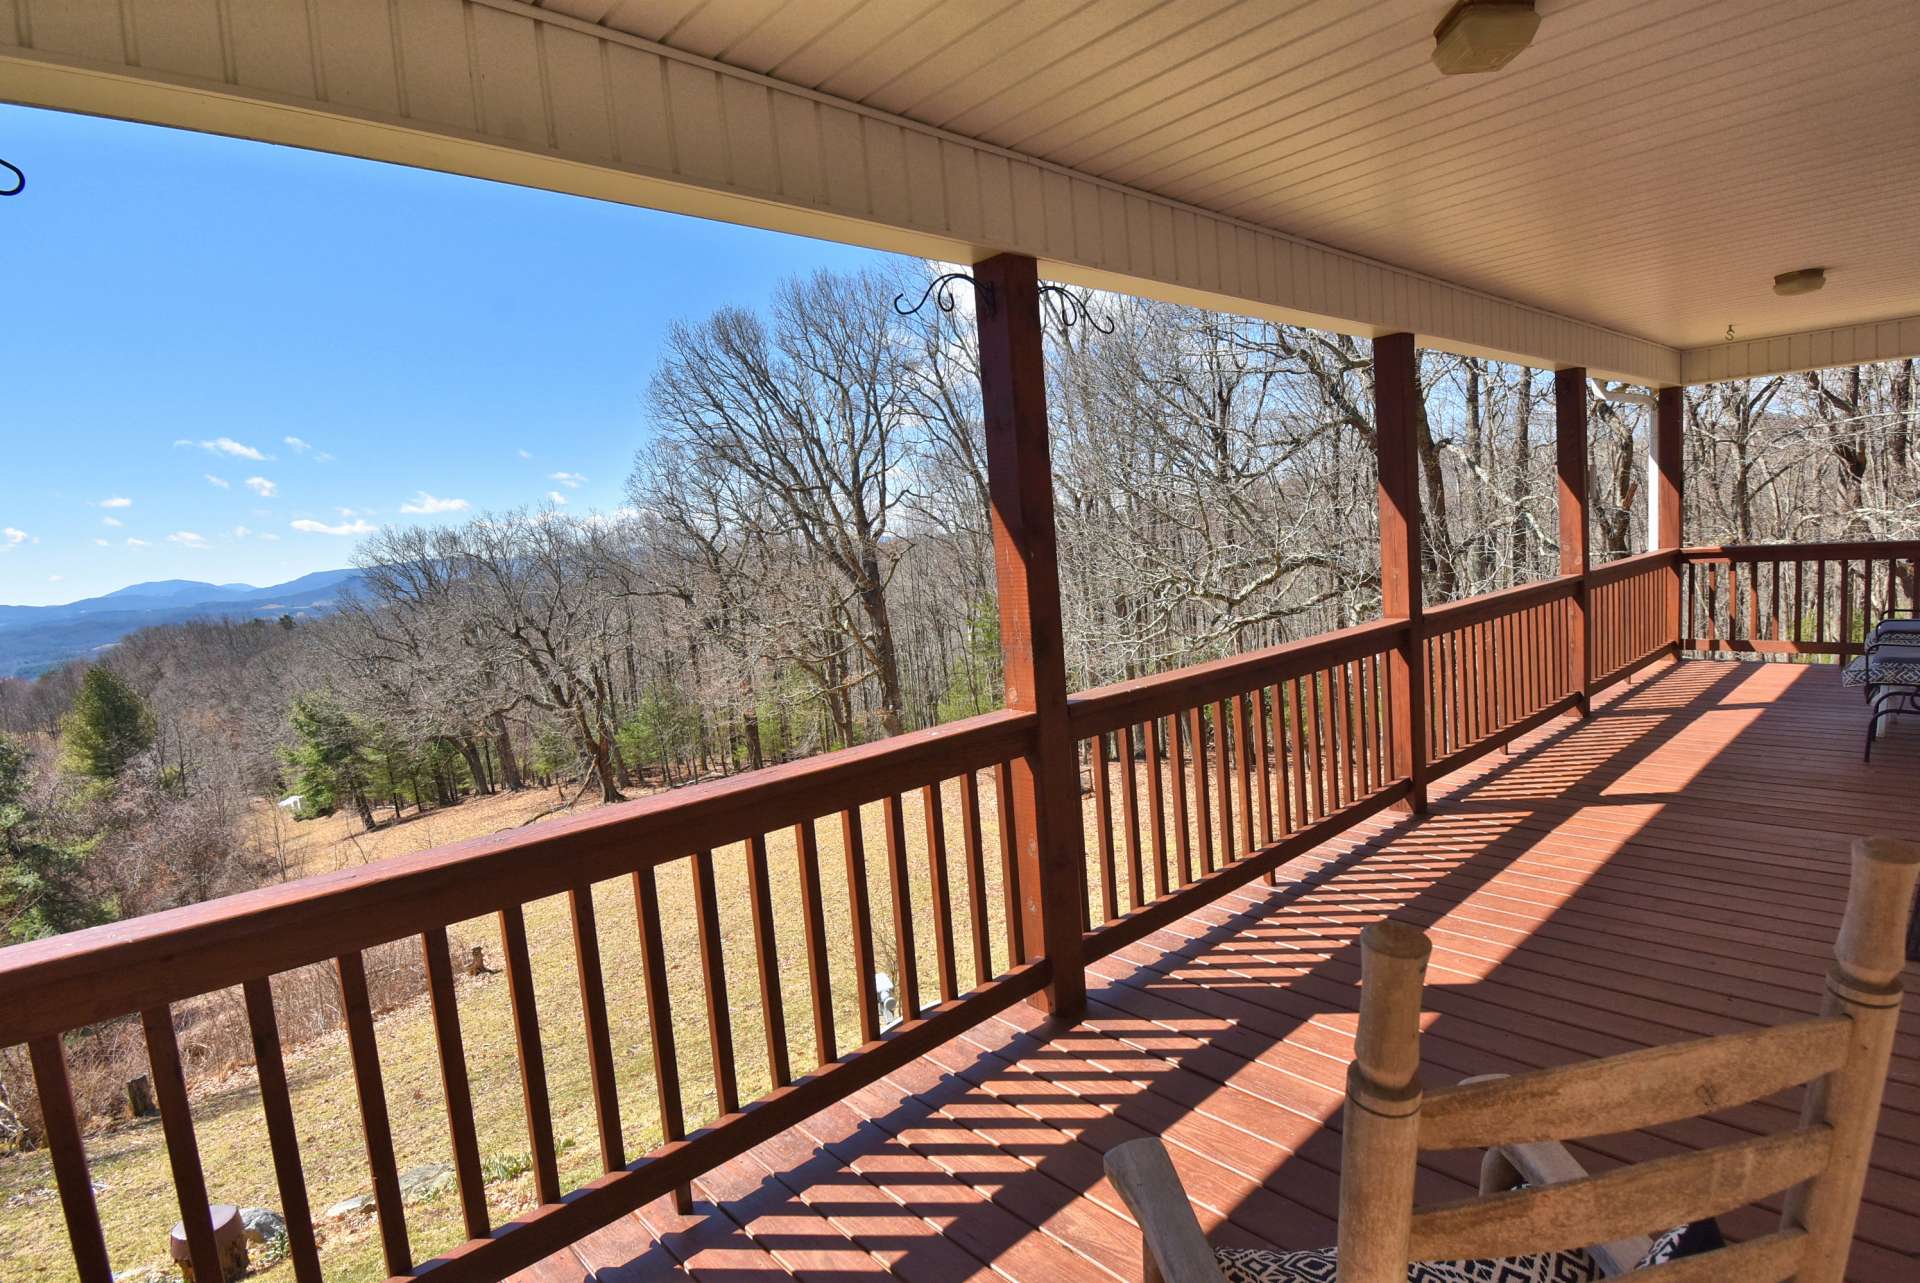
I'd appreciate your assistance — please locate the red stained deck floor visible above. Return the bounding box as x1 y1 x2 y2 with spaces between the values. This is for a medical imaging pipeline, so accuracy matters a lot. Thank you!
516 658 1920 1282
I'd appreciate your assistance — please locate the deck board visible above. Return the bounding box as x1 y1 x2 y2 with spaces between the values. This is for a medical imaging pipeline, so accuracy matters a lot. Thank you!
528 659 1920 1281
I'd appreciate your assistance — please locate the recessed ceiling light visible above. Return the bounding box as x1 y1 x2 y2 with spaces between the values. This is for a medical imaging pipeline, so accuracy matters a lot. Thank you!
1432 1 1541 75
1774 268 1826 297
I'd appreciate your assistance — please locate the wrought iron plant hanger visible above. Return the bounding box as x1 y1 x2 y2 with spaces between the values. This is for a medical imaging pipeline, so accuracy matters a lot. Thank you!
892 271 1114 334
0 158 23 197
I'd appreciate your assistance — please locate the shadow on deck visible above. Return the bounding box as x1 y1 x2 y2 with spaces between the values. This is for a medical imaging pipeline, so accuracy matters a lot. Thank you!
520 658 1920 1283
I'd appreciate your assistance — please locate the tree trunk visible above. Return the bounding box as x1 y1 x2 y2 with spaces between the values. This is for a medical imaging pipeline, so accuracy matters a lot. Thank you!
491 714 524 790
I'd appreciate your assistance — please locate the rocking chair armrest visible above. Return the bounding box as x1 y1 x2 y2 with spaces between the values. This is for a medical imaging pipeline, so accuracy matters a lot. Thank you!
1482 1139 1653 1278
1105 1138 1229 1283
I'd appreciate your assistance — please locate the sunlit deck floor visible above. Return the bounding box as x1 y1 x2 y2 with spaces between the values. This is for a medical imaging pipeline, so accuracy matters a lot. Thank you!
516 658 1920 1283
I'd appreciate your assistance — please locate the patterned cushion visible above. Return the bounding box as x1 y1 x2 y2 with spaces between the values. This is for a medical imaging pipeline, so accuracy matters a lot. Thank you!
1842 648 1920 687
1213 1218 1724 1282
1214 1246 1600 1282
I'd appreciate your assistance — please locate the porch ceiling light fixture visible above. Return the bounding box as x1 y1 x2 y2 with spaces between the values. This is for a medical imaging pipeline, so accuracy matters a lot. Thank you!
1431 1 1541 75
1774 267 1826 297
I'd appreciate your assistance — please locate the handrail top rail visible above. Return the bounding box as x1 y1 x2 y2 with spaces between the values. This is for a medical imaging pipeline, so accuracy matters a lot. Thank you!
1423 573 1582 630
1065 617 1410 736
1681 539 1920 560
0 707 1035 1047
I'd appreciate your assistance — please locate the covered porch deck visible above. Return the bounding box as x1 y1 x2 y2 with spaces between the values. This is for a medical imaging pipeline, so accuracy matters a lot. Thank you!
534 658 1919 1283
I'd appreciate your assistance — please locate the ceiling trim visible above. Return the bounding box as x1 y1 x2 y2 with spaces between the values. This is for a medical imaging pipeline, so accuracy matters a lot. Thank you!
0 0 1721 385
1681 314 1920 384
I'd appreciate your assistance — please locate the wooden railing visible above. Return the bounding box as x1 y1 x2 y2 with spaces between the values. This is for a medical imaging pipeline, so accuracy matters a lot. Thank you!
1589 551 1681 687
1680 542 1920 658
1 710 1042 1283
1069 619 1412 958
1421 575 1581 774
17 537 1919 1283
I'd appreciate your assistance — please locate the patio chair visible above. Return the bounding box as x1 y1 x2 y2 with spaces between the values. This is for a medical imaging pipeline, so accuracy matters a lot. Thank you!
1104 835 1920 1283
1841 612 1920 761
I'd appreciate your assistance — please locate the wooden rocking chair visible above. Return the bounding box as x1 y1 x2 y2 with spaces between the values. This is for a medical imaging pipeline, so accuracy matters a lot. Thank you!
1105 835 1920 1283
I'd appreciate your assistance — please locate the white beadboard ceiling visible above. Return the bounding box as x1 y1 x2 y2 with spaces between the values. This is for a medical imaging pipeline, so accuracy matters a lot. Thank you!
3 0 1917 381
549 0 1920 353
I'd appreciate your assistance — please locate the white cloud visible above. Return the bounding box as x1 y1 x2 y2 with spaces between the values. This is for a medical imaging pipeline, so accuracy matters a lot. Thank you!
181 436 268 461
99 496 133 508
126 537 149 548
245 475 278 498
101 516 124 528
205 474 231 489
517 449 533 459
94 538 111 547
2 527 26 545
335 506 365 518
549 471 586 489
233 525 252 538
291 517 376 536
47 575 61 583
259 531 281 542
399 491 469 515
546 490 570 506
168 530 208 548
284 435 312 454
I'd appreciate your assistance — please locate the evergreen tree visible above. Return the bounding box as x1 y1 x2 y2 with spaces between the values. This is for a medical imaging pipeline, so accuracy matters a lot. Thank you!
60 665 156 781
0 736 103 942
284 694 378 830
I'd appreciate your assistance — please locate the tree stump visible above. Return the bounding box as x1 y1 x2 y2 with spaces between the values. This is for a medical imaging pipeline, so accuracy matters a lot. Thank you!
125 1075 156 1118
168 1204 248 1281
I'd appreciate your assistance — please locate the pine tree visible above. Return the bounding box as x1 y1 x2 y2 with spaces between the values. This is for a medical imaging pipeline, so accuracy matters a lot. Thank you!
0 736 103 942
61 666 156 781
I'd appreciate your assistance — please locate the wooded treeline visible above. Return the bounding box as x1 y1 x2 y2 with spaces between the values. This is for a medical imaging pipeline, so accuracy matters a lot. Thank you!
2 265 1916 935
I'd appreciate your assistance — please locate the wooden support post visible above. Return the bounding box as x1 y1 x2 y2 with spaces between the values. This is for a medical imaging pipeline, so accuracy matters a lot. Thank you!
1338 920 1431 1283
1555 368 1592 715
1781 837 1920 1283
1653 385 1685 650
973 252 1086 1021
1373 333 1428 813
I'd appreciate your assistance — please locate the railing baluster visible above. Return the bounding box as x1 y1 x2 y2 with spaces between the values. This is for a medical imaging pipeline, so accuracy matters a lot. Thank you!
1211 698 1235 863
1236 693 1256 855
631 864 691 1213
1840 562 1854 653
1145 716 1171 895
142 1007 228 1283
1169 712 1193 883
958 773 993 985
794 818 838 1061
1361 653 1381 793
334 953 412 1271
1271 684 1294 834
744 834 791 1088
1290 675 1315 824
688 850 739 1113
1091 733 1119 923
568 886 626 1169
921 784 959 1002
497 906 562 1203
881 794 922 1018
1251 690 1274 845
242 979 326 1280
419 929 489 1241
1190 705 1214 873
992 763 1025 966
1816 559 1828 644
28 1036 113 1283
1311 670 1334 817
1118 723 1146 911
1343 658 1359 795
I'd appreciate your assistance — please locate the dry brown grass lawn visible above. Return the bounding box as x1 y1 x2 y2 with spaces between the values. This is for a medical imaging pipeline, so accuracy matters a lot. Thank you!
0 765 1185 1283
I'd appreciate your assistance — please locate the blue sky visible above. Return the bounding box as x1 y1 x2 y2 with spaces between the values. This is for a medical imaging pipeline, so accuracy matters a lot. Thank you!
0 103 893 607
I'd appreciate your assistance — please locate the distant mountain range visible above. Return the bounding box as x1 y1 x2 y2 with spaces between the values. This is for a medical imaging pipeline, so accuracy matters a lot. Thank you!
0 569 364 678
